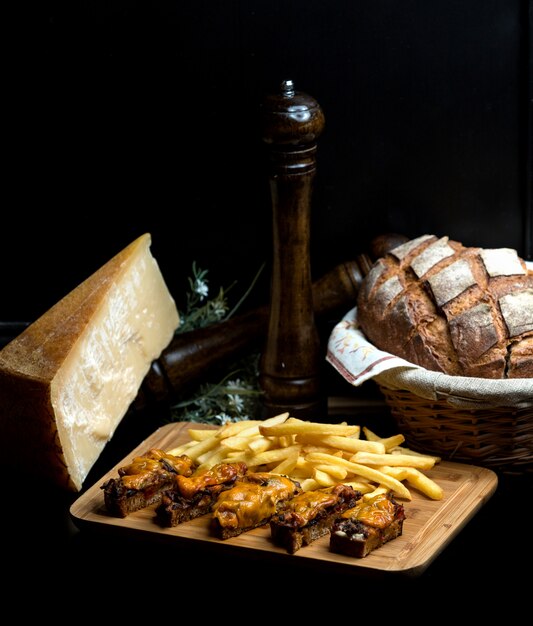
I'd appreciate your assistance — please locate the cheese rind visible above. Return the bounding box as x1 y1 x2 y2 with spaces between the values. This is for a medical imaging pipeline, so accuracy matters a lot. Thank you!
0 233 180 491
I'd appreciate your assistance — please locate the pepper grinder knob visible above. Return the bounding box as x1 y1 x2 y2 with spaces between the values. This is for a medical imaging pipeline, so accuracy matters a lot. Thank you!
259 80 326 419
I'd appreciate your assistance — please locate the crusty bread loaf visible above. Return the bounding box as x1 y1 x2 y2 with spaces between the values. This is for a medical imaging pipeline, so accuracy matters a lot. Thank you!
357 234 533 379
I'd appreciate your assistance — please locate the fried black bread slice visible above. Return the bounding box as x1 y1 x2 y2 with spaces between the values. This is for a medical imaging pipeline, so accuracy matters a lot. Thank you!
211 472 302 539
101 449 196 518
329 491 406 558
270 483 362 554
156 461 248 527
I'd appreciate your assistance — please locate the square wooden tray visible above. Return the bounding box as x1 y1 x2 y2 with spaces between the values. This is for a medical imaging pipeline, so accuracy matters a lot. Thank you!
70 421 498 577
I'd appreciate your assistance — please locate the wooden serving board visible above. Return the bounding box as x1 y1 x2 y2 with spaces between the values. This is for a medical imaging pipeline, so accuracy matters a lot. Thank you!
70 421 498 577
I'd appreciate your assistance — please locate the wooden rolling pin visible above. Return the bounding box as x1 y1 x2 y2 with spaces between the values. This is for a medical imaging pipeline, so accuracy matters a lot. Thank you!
134 258 366 409
133 232 407 411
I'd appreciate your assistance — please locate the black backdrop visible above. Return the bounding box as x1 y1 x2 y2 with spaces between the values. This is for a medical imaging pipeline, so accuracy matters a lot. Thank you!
4 0 532 323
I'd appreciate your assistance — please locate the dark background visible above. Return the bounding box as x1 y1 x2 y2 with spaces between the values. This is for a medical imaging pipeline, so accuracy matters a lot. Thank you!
4 0 532 324
2 2 533 602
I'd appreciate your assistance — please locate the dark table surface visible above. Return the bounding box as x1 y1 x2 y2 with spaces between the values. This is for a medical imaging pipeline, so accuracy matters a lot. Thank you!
4 396 531 615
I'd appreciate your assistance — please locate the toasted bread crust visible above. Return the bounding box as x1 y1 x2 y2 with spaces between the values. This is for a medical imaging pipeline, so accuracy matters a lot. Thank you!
156 492 220 526
270 516 333 553
156 461 248 527
211 473 301 539
101 450 197 517
270 484 361 554
102 477 175 517
329 493 406 558
211 516 273 539
330 517 404 558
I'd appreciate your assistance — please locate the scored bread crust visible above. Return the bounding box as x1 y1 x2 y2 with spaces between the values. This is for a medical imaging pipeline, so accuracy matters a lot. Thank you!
356 234 533 378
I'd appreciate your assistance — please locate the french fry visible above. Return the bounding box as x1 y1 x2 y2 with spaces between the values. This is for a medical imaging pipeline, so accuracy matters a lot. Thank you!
294 427 361 442
295 433 385 454
220 435 257 450
343 480 375 494
220 432 274 451
362 486 389 500
216 420 262 439
261 412 291 426
390 446 442 463
248 436 274 453
299 477 321 492
166 439 198 456
187 428 217 442
362 427 406 451
277 435 296 448
377 466 410 482
300 444 341 456
313 463 348 481
305 452 412 500
313 468 337 487
361 427 381 442
259 419 359 438
245 444 302 467
350 451 436 471
167 434 218 459
376 466 443 500
222 415 288 440
166 414 444 502
268 449 300 475
223 450 253 463
295 456 315 472
403 467 444 500
195 447 233 471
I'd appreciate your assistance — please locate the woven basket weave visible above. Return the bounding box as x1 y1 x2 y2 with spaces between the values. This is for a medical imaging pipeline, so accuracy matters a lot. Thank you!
379 385 533 474
327 304 533 475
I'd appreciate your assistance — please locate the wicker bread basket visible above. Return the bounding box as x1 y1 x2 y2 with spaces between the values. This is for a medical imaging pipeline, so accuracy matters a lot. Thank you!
327 307 533 475
377 384 533 474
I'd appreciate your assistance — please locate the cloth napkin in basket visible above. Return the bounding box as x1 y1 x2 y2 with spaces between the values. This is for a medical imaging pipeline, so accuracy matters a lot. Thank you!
326 307 533 410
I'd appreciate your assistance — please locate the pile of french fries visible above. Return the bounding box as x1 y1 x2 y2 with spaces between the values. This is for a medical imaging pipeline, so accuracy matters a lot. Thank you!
168 413 444 501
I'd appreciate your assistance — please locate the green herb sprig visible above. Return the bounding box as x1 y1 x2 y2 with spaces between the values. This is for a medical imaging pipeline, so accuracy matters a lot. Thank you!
169 263 264 425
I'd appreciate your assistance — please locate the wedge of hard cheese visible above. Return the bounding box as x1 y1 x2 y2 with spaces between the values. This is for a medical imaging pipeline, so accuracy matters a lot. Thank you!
0 233 180 492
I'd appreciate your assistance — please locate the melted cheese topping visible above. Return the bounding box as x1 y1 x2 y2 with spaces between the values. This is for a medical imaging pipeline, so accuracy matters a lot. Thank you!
118 449 195 490
175 462 247 499
341 493 397 529
212 474 299 530
277 489 338 527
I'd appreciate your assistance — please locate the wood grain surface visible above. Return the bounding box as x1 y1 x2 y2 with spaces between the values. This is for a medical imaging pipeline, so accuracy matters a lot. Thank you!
70 421 498 577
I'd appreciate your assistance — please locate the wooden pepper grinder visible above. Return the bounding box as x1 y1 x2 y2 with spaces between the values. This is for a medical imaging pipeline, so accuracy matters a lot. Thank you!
259 79 326 419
